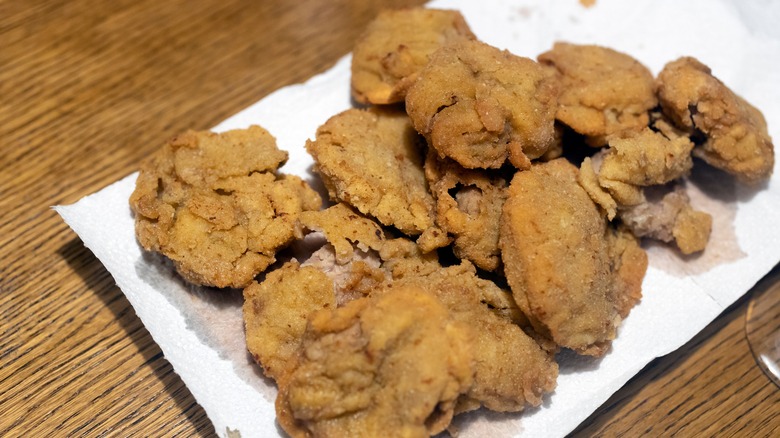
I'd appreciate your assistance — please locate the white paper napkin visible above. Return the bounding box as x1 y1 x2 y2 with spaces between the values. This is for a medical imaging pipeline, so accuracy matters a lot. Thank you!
56 0 780 436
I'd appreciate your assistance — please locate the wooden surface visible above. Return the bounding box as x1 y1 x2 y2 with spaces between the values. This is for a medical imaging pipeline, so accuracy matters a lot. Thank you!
1 0 778 436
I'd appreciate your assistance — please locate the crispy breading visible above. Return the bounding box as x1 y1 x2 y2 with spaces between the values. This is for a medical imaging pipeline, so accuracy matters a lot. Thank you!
406 39 559 169
302 245 388 306
578 156 619 220
299 204 390 304
656 57 774 184
276 286 474 438
299 203 385 263
608 227 647 319
576 127 710 254
580 127 695 218
599 128 694 187
619 186 712 255
538 42 657 146
130 127 321 288
673 206 713 255
243 261 335 382
423 151 508 271
392 262 558 412
351 8 475 104
500 159 647 356
306 107 435 235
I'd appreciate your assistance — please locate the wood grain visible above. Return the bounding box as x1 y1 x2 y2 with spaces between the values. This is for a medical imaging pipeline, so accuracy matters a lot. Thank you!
1 0 777 437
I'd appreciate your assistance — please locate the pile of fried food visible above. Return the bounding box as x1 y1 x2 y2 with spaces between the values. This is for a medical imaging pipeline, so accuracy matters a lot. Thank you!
129 7 774 437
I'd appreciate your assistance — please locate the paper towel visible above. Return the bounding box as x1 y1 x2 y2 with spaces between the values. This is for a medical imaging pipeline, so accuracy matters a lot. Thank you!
56 0 780 436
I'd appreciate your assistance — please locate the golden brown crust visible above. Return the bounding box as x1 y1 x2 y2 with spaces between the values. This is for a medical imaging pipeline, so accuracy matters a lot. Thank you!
599 128 694 187
500 159 646 356
306 107 435 235
423 151 508 271
656 57 774 184
672 205 713 255
243 262 335 382
608 228 647 319
406 39 559 169
299 203 386 263
351 8 475 104
276 286 474 438
618 186 712 255
538 42 657 146
130 127 321 288
392 263 558 412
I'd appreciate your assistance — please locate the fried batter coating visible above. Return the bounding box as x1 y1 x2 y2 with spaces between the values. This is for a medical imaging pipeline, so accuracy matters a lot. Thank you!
656 57 774 184
130 127 321 288
351 8 475 105
243 262 335 382
619 186 712 255
307 107 435 235
299 204 390 304
538 43 657 146
393 262 558 413
600 128 694 186
500 159 647 356
406 39 559 169
299 203 385 263
423 151 508 271
673 206 713 255
579 128 695 219
276 286 474 438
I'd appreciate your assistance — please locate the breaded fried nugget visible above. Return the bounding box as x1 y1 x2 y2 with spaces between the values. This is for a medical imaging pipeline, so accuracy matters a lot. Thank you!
619 186 712 255
243 262 335 382
500 159 647 356
406 39 559 169
393 262 558 413
276 286 474 438
578 128 695 219
538 43 657 146
300 203 390 304
423 151 508 271
130 127 321 288
299 203 385 263
657 57 774 184
351 8 475 104
307 107 435 235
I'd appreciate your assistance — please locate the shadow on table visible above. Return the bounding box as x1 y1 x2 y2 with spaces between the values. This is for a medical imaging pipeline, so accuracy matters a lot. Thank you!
58 237 217 438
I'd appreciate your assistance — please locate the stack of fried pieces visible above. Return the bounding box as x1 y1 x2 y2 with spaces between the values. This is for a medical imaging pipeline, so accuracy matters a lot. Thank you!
129 7 774 437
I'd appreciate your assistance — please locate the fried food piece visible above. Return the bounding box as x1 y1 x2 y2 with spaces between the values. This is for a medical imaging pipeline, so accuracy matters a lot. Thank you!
600 128 694 186
130 127 321 288
579 128 695 219
578 156 619 219
243 262 335 382
276 286 474 438
299 203 385 263
423 151 508 271
307 107 435 235
393 262 558 412
619 186 712 255
299 203 390 304
299 203 441 298
406 39 559 169
538 42 657 146
302 244 388 306
608 227 648 319
351 8 475 104
656 57 774 184
500 159 647 356
415 225 452 253
673 206 713 255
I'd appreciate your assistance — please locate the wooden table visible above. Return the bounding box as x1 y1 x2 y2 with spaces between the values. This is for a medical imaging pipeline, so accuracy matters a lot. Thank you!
2 0 778 436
